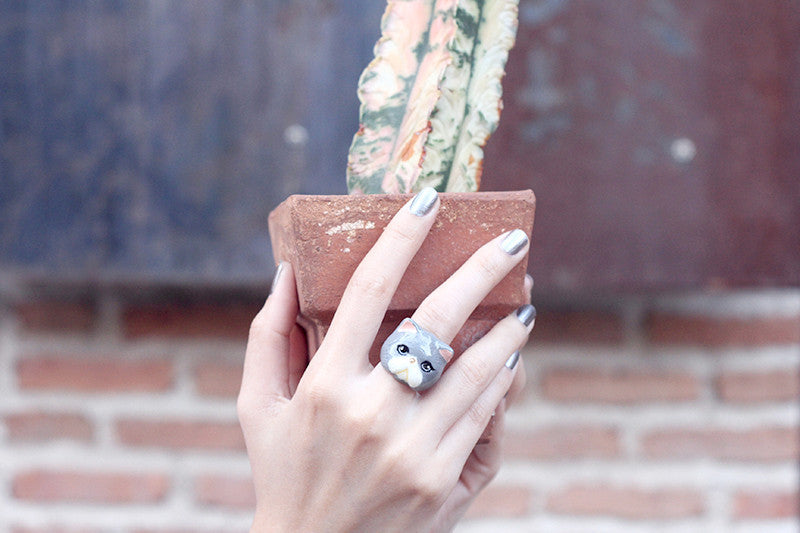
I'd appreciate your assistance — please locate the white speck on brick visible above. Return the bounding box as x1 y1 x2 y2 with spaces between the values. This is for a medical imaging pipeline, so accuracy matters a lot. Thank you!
325 221 375 236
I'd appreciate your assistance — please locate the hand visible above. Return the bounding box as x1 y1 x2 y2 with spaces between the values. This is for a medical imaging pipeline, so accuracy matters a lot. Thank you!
238 189 534 533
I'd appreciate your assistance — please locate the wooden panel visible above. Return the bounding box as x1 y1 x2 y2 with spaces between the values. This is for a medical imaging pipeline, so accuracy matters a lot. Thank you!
483 0 800 290
0 1 383 283
1 0 797 290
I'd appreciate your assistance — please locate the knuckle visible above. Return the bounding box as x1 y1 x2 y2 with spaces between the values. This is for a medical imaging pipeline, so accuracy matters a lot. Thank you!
342 402 381 437
412 469 448 505
379 444 404 473
349 270 395 301
414 303 451 333
247 307 286 346
237 391 284 425
383 221 419 246
474 250 505 281
456 358 489 390
299 374 340 413
378 445 448 505
470 454 501 484
378 445 412 486
466 398 491 427
247 309 268 339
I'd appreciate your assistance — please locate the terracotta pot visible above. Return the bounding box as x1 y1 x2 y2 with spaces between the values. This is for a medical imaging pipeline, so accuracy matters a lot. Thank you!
268 190 536 362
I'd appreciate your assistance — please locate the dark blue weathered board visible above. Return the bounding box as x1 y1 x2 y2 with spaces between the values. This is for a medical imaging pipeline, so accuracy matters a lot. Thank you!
0 1 383 283
1 0 798 289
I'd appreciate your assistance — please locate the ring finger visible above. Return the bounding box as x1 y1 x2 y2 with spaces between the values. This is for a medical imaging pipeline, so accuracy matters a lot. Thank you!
371 228 530 393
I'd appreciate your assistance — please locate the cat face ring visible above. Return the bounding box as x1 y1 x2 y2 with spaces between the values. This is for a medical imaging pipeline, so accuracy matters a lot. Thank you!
380 318 454 392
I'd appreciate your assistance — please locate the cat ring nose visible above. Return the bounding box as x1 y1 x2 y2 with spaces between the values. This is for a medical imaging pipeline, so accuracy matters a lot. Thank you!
379 317 454 392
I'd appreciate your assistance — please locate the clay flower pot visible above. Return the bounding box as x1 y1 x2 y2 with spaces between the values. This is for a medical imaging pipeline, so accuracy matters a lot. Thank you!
268 190 536 363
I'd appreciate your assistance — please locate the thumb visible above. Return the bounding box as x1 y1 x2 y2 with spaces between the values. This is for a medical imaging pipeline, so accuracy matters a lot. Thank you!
239 262 299 413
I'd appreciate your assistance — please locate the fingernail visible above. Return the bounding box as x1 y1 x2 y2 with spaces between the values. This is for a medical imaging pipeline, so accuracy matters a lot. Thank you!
270 262 286 295
409 187 438 217
505 350 520 370
515 304 536 327
500 229 528 255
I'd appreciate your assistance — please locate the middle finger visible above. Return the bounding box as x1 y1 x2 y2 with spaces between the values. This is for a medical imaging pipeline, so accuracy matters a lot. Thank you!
411 228 530 344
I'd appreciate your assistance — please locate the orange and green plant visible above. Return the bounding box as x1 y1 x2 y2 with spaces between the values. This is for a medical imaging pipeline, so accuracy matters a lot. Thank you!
346 0 519 194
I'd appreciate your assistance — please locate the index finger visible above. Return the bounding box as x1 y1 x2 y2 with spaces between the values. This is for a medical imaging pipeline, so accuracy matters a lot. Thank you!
323 188 439 366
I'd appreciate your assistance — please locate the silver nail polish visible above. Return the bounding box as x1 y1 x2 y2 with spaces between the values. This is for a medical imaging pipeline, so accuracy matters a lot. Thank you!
270 262 286 295
505 351 520 370
409 187 438 217
515 304 536 327
500 229 528 255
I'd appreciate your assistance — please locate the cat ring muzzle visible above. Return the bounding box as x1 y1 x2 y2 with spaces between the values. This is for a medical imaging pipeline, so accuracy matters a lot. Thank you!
380 318 454 392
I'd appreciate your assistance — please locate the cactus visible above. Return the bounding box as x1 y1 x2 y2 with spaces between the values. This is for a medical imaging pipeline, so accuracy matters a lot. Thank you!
346 0 519 194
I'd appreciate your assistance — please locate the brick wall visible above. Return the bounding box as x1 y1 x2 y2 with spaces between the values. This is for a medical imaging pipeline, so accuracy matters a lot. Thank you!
1 288 797 532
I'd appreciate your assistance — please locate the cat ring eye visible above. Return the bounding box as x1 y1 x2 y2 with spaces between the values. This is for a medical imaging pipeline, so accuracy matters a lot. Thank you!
396 344 409 354
420 361 434 372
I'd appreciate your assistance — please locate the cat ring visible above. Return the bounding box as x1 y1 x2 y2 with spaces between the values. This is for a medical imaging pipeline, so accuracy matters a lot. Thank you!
380 318 454 392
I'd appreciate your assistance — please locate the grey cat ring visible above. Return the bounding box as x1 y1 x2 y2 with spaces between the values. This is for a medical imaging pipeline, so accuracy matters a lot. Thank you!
380 318 454 392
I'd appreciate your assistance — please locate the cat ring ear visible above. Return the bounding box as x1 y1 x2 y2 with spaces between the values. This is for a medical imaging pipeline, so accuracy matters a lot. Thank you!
379 318 454 392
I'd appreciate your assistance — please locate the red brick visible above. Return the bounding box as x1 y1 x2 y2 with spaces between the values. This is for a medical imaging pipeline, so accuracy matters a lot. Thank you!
541 368 700 403
15 300 96 333
194 361 243 397
505 426 621 460
193 474 255 510
123 302 260 339
132 530 241 533
5 411 93 443
732 490 799 519
532 310 624 344
464 484 532 519
647 313 800 346
17 357 173 393
12 528 103 533
13 470 169 503
642 427 799 462
116 419 245 451
546 484 704 519
133 529 241 533
716 369 800 403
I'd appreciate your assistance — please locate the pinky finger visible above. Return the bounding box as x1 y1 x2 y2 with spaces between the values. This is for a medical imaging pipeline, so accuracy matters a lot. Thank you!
459 400 506 495
287 324 309 397
505 355 527 407
437 355 519 468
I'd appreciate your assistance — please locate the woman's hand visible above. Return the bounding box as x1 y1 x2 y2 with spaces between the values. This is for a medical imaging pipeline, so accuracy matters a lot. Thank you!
238 189 534 533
